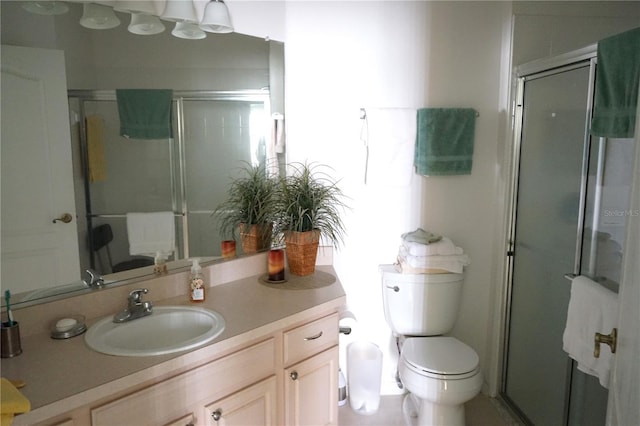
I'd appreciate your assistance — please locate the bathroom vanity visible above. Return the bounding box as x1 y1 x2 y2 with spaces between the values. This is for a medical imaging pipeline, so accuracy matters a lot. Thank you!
2 257 345 426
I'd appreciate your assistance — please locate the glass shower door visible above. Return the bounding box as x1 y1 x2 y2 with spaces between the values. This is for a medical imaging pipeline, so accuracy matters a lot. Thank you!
504 64 593 425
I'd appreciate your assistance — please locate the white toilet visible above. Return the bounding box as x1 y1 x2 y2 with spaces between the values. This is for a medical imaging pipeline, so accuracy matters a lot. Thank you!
380 264 482 426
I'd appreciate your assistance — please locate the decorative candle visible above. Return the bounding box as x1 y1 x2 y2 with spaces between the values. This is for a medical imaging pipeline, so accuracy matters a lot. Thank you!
221 240 236 259
268 249 285 281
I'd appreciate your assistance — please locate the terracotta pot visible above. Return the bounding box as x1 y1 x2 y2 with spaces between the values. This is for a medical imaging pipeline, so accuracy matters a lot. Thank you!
284 230 320 276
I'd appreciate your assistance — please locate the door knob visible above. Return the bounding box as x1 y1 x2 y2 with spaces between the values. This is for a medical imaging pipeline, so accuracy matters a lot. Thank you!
52 213 73 223
594 328 617 358
290 371 298 380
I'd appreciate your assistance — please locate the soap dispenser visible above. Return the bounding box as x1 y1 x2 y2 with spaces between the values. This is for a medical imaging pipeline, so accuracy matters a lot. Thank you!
188 258 205 303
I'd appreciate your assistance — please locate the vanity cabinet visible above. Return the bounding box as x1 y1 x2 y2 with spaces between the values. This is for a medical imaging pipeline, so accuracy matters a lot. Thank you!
284 347 339 426
282 313 340 426
91 339 275 426
204 376 277 425
29 310 341 426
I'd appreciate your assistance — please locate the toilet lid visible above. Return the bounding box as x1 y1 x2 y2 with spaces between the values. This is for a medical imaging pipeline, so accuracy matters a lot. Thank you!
402 337 479 376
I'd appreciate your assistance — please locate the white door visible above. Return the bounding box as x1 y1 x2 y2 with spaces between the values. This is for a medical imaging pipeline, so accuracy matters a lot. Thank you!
1 45 80 293
605 94 640 426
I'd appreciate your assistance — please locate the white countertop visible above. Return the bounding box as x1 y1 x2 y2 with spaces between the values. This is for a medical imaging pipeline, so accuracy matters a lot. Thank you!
2 266 346 425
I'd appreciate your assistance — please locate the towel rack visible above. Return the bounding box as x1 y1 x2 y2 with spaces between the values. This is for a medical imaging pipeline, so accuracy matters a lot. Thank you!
359 107 480 118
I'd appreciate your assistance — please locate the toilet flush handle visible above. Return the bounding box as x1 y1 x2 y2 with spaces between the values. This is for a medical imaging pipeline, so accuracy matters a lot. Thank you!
386 285 400 292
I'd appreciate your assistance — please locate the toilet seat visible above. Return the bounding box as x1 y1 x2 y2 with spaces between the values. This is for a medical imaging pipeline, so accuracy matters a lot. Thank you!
401 337 479 380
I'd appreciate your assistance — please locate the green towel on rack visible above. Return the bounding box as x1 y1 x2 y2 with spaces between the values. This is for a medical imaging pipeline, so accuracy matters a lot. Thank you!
414 108 476 176
590 27 640 138
116 89 174 139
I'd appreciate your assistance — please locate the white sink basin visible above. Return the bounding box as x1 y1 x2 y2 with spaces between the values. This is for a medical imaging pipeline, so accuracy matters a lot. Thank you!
85 306 225 357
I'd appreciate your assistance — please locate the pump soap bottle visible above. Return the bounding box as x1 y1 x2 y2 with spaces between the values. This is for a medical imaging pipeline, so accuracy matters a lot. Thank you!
188 258 205 303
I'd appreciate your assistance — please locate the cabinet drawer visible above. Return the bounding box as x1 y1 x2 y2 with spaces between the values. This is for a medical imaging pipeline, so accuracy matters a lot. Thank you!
91 338 275 426
283 313 338 366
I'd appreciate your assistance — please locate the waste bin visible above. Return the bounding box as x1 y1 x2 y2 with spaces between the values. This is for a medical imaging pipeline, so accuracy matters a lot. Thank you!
347 341 383 415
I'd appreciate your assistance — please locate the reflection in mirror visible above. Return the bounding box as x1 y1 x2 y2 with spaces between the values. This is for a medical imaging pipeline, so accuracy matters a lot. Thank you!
0 1 285 307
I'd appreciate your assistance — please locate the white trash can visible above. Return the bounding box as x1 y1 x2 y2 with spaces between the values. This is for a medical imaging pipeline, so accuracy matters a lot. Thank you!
347 341 383 415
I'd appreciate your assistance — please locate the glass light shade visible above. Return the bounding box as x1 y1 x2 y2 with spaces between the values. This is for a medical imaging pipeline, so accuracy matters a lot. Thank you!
128 13 166 35
161 0 198 22
22 1 69 15
200 0 233 34
80 3 121 30
172 22 206 39
114 1 157 15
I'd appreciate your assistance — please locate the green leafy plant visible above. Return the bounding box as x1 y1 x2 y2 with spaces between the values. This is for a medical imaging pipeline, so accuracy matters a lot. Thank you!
275 162 348 248
213 162 278 244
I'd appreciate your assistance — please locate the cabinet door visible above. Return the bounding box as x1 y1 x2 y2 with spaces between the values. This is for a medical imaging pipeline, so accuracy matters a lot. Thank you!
204 377 277 426
284 346 338 426
164 413 196 426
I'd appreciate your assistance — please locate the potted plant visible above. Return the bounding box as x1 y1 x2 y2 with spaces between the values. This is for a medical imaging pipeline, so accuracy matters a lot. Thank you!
213 163 278 254
275 162 348 276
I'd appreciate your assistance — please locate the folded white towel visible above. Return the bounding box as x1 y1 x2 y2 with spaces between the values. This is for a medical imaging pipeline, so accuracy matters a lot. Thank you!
126 212 175 257
397 250 470 274
562 275 619 389
401 237 463 257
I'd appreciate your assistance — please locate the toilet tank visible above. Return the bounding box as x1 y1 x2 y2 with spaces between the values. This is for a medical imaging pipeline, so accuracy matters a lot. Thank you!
379 264 464 336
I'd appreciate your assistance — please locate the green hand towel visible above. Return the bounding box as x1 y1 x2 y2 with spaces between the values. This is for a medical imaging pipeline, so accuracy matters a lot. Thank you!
414 108 476 176
116 89 174 139
590 27 640 138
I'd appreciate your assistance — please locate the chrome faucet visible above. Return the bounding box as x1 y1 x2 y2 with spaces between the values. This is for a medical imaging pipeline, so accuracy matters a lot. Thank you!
83 269 105 288
113 288 153 323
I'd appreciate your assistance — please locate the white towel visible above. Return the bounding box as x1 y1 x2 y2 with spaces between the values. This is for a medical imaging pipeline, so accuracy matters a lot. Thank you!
562 275 619 388
401 237 463 257
397 248 471 274
364 108 416 187
126 212 175 257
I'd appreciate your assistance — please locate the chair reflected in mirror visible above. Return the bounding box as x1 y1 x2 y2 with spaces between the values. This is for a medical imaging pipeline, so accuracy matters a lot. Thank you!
92 224 154 273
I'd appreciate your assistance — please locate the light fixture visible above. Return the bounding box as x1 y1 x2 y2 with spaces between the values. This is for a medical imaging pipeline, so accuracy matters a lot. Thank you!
113 1 158 15
200 0 233 34
161 0 197 22
161 0 206 40
22 1 69 15
127 13 166 35
80 3 121 30
172 22 206 40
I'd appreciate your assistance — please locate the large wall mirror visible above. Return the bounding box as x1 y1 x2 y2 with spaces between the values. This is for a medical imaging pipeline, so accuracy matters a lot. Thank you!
1 1 285 307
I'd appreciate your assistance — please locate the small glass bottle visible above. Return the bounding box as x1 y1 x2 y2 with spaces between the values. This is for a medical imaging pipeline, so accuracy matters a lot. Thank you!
188 258 205 303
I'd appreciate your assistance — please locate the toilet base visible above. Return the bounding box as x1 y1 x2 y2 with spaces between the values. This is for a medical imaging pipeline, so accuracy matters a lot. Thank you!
402 392 465 426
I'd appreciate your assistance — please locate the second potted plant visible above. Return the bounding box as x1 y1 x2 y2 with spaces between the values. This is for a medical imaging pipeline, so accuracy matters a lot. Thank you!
276 162 348 276
213 163 278 254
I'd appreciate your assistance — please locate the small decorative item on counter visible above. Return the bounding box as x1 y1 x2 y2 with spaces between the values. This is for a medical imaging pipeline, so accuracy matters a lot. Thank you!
267 249 285 282
1 290 21 357
221 240 237 259
50 315 87 340
153 251 168 275
189 258 205 303
1 321 22 358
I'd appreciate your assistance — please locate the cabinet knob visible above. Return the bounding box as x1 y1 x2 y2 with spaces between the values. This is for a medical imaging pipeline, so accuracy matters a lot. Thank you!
212 409 222 421
290 371 299 381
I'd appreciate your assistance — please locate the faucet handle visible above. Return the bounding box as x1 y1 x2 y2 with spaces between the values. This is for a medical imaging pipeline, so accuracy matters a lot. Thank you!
84 269 104 288
128 288 149 305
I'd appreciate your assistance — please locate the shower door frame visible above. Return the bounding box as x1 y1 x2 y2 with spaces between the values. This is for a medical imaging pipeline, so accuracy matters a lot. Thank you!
501 45 600 425
69 89 271 271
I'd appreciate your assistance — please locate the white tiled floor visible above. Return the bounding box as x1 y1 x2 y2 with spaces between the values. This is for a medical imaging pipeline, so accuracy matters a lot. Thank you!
338 393 524 426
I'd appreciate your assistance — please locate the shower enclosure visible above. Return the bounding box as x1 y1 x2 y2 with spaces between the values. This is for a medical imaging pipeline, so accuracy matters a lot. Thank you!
68 90 275 275
503 46 634 424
